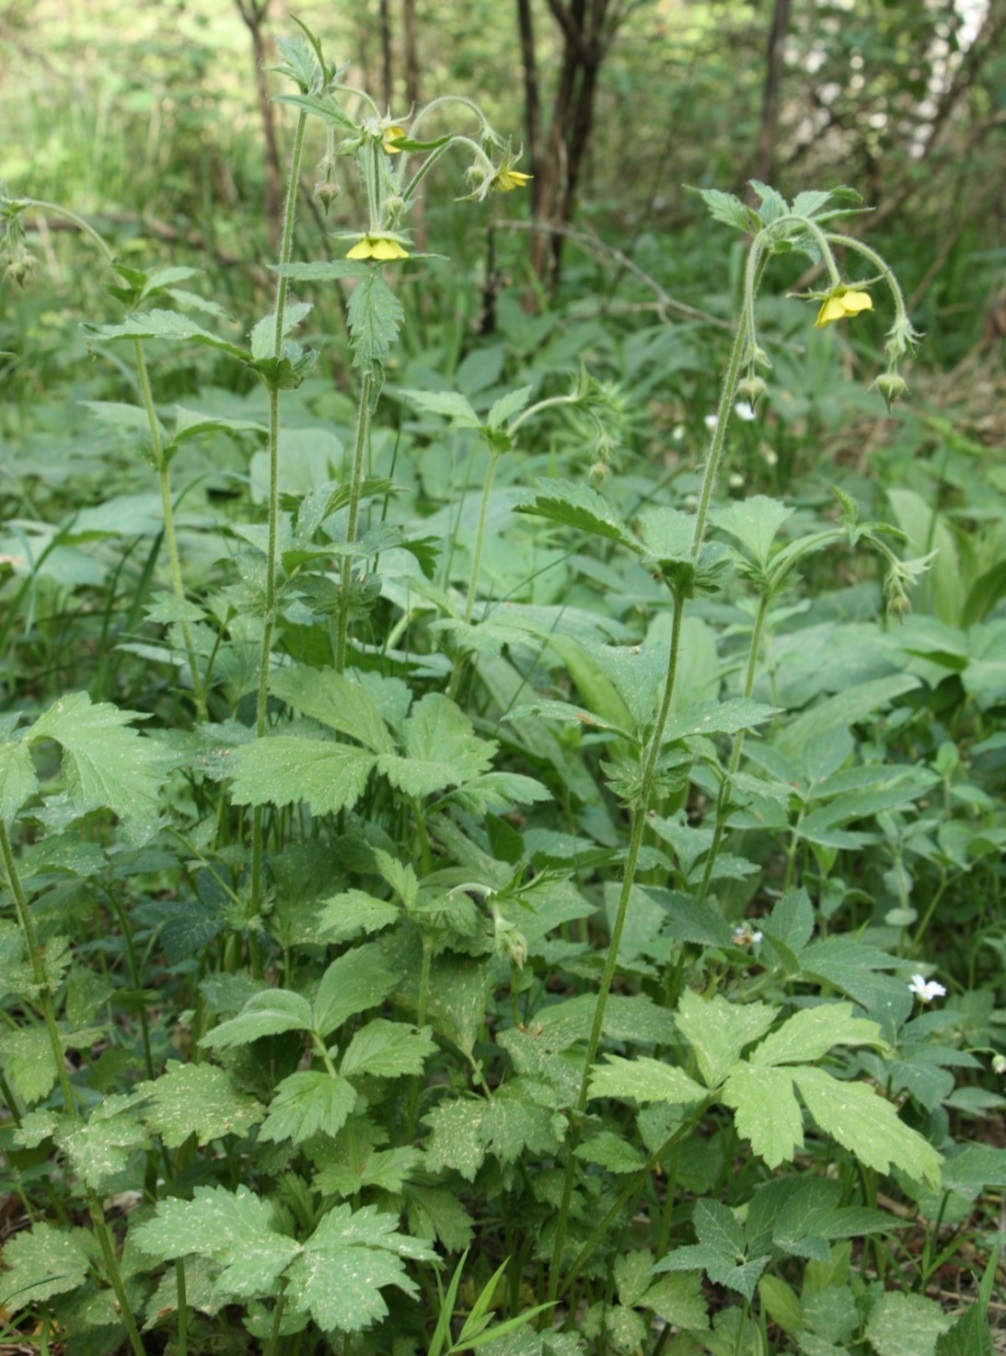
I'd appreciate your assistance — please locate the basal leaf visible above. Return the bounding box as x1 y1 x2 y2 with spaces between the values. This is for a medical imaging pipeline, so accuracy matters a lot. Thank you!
313 943 400 1037
200 988 314 1051
865 1292 952 1356
285 1203 434 1333
133 1184 299 1302
228 736 375 814
137 1061 263 1146
424 1083 565 1181
270 666 395 753
794 1067 942 1186
676 989 778 1088
377 693 494 797
588 1056 706 1107
29 693 167 827
0 737 38 822
750 1004 884 1068
399 387 481 427
258 1071 357 1145
721 1063 805 1168
0 1222 91 1312
340 1019 436 1079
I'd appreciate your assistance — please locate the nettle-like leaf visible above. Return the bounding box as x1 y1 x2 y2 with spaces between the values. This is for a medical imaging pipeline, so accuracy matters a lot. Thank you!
283 1203 435 1333
340 1019 436 1079
137 1061 263 1147
134 1185 300 1303
347 270 404 372
258 1070 357 1145
512 478 639 550
25 693 170 828
200 988 314 1051
676 989 779 1089
587 1056 706 1107
865 1292 953 1356
270 666 395 754
424 1082 566 1182
228 736 376 815
313 943 400 1036
84 308 252 362
655 1199 770 1302
59 1095 150 1188
0 1221 92 1313
376 693 495 797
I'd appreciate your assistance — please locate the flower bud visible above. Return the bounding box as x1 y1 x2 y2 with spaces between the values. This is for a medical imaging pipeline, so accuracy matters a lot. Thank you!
313 179 340 213
992 1054 1006 1075
872 371 908 413
736 376 767 405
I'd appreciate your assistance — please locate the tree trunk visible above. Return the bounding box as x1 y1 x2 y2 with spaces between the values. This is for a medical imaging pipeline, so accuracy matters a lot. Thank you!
403 0 420 109
235 0 282 251
751 0 791 187
379 0 393 110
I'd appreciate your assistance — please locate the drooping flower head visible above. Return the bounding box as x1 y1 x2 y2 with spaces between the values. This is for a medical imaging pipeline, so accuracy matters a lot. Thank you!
814 285 873 328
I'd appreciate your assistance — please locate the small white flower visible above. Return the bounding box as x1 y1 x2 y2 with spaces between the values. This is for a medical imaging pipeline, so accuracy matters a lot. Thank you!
734 400 757 421
908 974 947 1003
991 1054 1006 1075
728 472 745 490
762 447 779 468
731 924 763 946
704 413 718 431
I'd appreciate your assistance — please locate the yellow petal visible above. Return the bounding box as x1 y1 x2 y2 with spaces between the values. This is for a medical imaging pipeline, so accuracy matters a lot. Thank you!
382 125 406 154
346 239 375 260
841 290 873 316
370 238 409 260
814 295 847 328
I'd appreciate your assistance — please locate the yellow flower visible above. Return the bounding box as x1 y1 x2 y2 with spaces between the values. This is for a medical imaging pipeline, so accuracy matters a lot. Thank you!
381 124 407 155
814 287 873 328
493 166 532 193
346 235 410 261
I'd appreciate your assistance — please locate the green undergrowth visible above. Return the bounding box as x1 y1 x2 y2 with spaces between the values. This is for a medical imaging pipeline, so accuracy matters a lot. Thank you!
0 19 1005 1356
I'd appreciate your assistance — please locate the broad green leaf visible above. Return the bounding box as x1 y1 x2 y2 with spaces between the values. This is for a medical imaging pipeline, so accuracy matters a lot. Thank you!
637 505 694 564
400 387 481 427
258 1071 357 1144
285 1203 435 1333
940 1143 1006 1200
137 1061 263 1146
676 989 778 1088
697 187 756 233
487 384 533 429
249 301 312 360
0 738 38 821
424 1083 565 1181
84 308 251 361
347 270 404 371
377 693 494 797
534 993 678 1049
315 889 401 943
270 666 394 753
423 953 495 1057
0 1222 91 1312
404 1184 475 1250
774 675 921 761
711 496 794 567
504 698 628 737
450 771 553 814
80 399 160 437
313 943 399 1036
200 988 314 1050
512 478 638 549
588 1056 706 1107
134 1184 299 1301
228 736 375 814
759 1275 804 1337
865 1292 952 1356
750 1004 884 1067
662 698 779 744
274 259 371 280
575 1130 647 1174
62 1095 149 1187
29 693 166 826
721 1063 804 1168
340 1019 435 1079
794 1067 942 1186
639 1272 709 1331
762 889 814 959
319 1144 422 1197
0 1025 61 1104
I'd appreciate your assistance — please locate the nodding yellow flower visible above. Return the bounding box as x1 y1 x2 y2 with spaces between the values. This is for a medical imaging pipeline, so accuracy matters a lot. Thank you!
814 286 873 328
493 166 532 193
381 124 407 155
346 235 410 261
